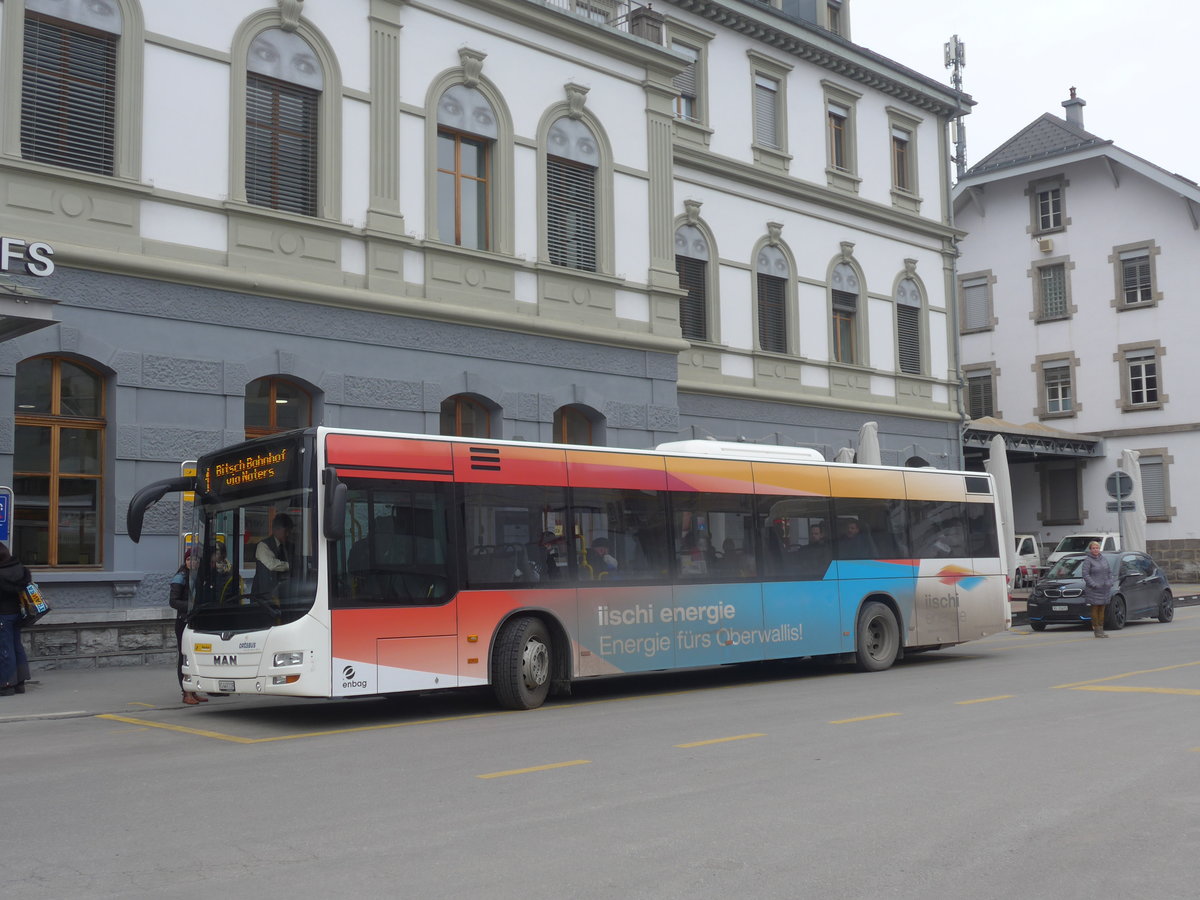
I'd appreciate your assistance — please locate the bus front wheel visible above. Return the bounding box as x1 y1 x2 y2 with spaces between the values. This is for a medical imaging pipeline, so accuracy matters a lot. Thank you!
854 601 899 672
492 616 552 710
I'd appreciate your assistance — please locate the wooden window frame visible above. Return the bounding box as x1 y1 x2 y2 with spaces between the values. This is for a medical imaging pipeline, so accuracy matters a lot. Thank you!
437 128 492 250
245 376 313 440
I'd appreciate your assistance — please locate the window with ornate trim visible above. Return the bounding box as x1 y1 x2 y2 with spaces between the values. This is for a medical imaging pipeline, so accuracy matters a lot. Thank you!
756 245 789 354
748 51 791 170
753 74 781 150
441 395 491 438
245 28 323 217
672 41 699 121
245 377 312 439
13 356 105 567
675 224 710 342
437 84 497 250
822 81 861 191
546 116 598 272
21 0 122 175
831 261 860 364
1034 354 1078 419
896 278 923 375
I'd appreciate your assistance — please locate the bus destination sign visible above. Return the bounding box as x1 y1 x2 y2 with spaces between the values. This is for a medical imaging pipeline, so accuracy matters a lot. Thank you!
204 446 292 494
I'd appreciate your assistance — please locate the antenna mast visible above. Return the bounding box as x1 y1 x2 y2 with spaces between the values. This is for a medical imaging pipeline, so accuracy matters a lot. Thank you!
944 34 966 179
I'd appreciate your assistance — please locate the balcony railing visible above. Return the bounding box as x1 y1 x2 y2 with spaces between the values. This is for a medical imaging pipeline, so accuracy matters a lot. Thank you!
542 0 666 45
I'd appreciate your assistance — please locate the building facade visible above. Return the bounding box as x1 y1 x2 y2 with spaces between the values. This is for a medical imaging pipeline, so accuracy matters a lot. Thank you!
954 92 1200 578
0 0 967 666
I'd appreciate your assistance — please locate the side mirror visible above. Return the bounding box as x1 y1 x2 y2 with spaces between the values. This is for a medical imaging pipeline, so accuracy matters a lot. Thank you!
323 468 347 541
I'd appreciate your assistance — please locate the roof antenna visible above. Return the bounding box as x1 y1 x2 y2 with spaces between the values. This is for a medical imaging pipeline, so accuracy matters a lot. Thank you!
944 34 967 179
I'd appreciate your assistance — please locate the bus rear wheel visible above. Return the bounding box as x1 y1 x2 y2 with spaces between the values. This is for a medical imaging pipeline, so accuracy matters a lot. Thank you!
854 601 899 672
492 616 552 710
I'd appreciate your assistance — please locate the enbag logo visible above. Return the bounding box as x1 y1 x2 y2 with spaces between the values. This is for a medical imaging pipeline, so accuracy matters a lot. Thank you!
341 664 367 690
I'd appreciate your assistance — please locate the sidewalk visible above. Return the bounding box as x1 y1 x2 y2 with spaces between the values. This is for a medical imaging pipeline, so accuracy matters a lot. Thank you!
0 664 263 724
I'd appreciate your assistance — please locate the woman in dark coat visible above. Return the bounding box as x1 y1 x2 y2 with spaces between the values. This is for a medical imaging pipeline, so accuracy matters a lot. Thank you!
170 551 206 704
1081 540 1114 638
0 544 33 695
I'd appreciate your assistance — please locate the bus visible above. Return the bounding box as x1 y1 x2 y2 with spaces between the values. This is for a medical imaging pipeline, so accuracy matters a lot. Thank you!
127 428 1009 709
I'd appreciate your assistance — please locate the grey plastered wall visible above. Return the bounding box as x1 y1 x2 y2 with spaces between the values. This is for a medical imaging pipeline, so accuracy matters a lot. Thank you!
0 266 680 613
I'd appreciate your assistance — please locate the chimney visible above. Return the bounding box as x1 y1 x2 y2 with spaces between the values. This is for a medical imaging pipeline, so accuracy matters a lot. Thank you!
1062 87 1086 128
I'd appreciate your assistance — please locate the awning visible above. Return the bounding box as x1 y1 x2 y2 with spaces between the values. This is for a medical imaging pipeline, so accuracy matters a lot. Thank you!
963 416 1102 464
0 279 59 341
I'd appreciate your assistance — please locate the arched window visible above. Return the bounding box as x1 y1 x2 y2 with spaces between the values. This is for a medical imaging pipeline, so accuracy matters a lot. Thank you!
896 277 923 375
831 262 860 364
756 245 789 354
245 377 312 439
245 27 323 216
546 116 599 272
441 395 490 438
436 84 497 249
675 224 710 342
13 356 105 566
554 406 593 445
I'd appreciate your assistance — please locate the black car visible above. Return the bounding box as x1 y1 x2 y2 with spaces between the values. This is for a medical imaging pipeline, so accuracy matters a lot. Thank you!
1026 551 1173 632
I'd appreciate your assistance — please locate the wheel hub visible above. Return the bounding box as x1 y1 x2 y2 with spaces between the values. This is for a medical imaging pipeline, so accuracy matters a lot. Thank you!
521 639 549 688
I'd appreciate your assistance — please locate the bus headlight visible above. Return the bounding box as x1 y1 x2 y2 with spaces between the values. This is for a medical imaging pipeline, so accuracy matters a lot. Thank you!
273 651 304 667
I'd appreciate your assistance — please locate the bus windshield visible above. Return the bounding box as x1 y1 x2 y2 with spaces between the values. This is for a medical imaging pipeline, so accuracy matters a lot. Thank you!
188 433 317 634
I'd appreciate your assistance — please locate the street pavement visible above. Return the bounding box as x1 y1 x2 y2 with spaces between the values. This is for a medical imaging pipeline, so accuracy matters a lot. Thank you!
5 583 1197 724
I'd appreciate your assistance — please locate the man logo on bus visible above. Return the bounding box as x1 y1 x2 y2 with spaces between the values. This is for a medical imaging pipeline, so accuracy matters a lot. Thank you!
343 665 356 680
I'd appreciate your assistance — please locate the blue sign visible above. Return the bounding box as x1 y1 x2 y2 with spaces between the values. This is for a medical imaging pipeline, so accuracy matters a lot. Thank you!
0 490 9 544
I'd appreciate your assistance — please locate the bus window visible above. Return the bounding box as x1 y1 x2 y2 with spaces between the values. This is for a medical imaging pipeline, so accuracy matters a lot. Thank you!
965 501 999 557
831 497 908 560
671 491 755 579
759 495 832 580
332 479 452 605
909 499 967 558
462 484 568 586
570 487 669 582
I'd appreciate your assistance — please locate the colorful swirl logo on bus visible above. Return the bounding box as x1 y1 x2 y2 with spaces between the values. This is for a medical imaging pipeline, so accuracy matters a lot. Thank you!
936 565 984 590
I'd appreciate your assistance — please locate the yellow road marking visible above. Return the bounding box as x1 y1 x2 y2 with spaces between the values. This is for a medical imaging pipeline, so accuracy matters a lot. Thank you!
477 760 590 779
829 713 901 724
1071 686 1200 696
128 702 156 708
1054 659 1200 689
956 695 1014 705
98 708 509 743
675 733 766 748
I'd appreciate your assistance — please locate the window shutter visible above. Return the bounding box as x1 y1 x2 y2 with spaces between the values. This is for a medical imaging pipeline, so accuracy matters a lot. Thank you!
754 76 778 148
547 156 597 272
672 44 698 119
966 374 994 419
1121 251 1151 304
897 304 921 374
962 278 990 330
676 255 708 341
246 75 320 216
21 15 117 175
758 273 787 353
1140 457 1166 518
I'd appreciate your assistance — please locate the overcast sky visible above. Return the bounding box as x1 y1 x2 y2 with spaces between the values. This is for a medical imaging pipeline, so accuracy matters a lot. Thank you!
851 0 1199 183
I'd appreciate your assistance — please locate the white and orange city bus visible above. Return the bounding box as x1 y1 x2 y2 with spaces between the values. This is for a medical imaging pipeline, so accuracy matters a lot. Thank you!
127 427 1009 709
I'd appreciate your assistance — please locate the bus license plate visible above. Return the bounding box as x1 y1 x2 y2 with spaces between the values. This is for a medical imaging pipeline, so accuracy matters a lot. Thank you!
218 680 236 692
1051 605 1068 611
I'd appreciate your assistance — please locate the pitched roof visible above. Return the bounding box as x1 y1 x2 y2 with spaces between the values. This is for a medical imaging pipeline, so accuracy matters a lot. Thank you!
966 112 1110 176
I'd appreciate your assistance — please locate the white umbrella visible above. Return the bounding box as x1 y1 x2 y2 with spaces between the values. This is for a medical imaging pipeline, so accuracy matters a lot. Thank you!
834 446 855 463
856 421 880 466
1120 448 1147 552
984 434 1015 585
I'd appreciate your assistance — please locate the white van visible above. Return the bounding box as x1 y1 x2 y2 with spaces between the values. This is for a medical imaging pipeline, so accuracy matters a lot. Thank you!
1046 533 1120 567
1013 534 1042 587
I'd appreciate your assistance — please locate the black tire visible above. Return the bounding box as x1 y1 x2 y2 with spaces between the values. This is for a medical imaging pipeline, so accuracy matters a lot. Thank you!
1158 591 1174 623
854 601 900 672
1105 595 1127 631
1029 621 1047 632
491 616 552 710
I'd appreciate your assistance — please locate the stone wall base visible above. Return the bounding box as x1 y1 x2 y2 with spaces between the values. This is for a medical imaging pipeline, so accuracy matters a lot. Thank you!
21 619 177 670
1146 539 1200 584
